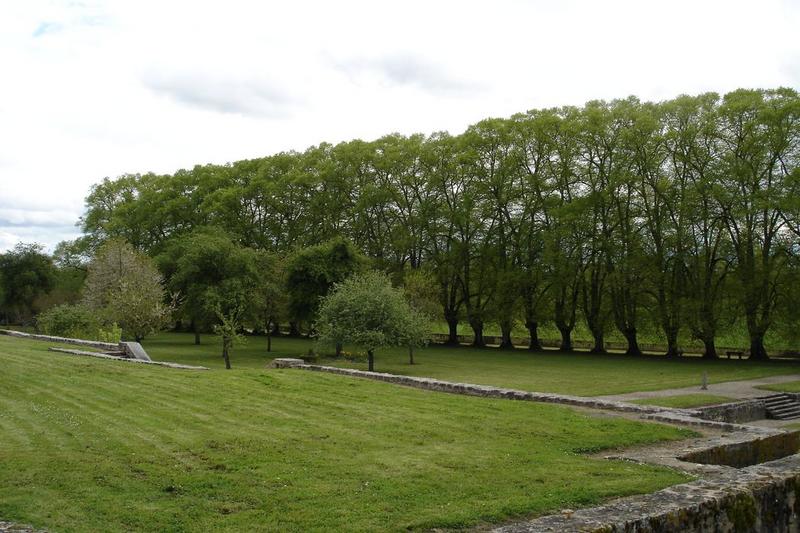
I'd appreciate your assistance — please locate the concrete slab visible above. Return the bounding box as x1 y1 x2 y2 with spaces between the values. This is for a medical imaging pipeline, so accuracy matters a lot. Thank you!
120 341 151 362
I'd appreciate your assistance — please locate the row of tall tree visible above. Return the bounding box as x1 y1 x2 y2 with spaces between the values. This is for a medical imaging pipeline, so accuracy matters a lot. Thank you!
75 88 800 359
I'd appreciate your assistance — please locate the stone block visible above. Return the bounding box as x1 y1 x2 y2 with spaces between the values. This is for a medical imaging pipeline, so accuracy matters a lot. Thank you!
119 341 151 362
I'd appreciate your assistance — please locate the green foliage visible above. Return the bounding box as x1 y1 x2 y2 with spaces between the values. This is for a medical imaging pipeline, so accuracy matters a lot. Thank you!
159 228 259 338
0 243 57 323
83 239 172 341
97 323 123 343
316 271 429 364
77 88 800 358
36 303 100 339
286 237 366 326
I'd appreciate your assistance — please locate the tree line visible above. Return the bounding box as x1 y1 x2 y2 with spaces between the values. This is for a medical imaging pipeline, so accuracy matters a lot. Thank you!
62 88 800 359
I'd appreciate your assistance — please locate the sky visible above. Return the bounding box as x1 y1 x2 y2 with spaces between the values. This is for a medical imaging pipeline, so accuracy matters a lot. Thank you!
1 0 799 252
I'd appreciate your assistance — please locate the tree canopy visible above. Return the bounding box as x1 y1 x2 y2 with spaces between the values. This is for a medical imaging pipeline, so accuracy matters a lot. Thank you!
75 88 800 358
315 271 429 371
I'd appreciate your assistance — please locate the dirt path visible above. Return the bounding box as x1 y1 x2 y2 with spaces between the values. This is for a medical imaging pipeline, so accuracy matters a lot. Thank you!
597 373 800 402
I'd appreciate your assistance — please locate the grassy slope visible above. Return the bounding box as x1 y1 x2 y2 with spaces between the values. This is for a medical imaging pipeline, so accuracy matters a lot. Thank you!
631 394 736 408
0 335 694 532
140 333 800 397
757 381 800 393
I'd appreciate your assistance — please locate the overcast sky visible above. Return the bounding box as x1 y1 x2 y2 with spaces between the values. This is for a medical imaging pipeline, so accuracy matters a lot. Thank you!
1 0 799 252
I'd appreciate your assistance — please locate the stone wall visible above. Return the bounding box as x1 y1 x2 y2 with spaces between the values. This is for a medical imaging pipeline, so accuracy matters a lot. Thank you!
0 329 120 352
696 399 768 424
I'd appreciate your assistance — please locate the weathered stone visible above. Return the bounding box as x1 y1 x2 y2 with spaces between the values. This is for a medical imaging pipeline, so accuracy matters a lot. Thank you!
47 347 207 370
696 400 768 424
268 358 306 368
120 341 151 362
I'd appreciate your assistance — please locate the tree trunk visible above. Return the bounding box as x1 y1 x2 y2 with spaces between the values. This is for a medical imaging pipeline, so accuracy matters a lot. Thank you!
623 328 642 356
526 320 542 351
266 329 272 352
408 346 414 365
748 334 769 361
222 337 232 369
270 321 281 337
498 321 514 350
367 349 374 371
702 337 718 359
193 324 200 345
664 328 680 358
289 321 301 337
470 319 485 348
335 342 342 357
557 324 573 352
444 310 459 345
590 328 605 353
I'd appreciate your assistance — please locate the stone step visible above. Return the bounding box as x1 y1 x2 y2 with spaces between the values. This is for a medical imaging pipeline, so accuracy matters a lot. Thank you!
770 406 800 416
767 401 796 409
759 393 800 420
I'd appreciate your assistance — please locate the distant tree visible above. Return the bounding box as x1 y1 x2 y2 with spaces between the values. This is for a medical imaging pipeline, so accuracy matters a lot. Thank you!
158 228 257 344
286 237 366 333
0 243 57 324
254 250 288 352
715 89 798 360
83 239 172 341
316 271 429 371
401 268 438 363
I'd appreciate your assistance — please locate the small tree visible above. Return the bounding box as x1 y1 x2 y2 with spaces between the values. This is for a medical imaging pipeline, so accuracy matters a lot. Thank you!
205 279 252 370
83 239 172 341
316 271 429 371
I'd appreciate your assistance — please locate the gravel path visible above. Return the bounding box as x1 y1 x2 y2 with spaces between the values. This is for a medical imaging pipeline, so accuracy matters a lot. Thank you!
597 373 800 402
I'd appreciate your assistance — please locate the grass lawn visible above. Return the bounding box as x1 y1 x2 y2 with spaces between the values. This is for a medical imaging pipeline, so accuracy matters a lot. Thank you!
631 394 736 409
0 334 696 532
756 381 800 393
140 332 800 397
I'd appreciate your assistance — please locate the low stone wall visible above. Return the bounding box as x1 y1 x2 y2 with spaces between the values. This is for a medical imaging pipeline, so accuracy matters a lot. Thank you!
48 347 207 370
679 431 800 468
696 399 768 424
0 329 119 351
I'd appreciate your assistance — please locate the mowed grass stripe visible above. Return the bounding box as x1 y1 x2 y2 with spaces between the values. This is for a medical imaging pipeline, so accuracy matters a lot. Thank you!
1 335 694 532
141 332 800 396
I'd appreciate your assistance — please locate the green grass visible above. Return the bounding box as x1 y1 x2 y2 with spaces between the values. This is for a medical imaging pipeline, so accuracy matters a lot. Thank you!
0 335 696 532
631 394 736 409
756 381 800 393
139 332 800 397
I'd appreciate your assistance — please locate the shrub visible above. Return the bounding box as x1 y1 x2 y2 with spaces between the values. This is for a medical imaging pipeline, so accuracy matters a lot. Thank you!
37 304 100 340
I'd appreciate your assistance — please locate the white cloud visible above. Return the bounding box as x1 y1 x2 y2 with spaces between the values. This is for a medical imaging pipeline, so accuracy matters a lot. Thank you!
0 0 798 251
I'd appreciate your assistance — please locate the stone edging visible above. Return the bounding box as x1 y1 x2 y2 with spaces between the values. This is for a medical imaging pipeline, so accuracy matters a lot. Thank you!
48 347 208 370
0 329 119 351
0 521 42 532
1 329 206 371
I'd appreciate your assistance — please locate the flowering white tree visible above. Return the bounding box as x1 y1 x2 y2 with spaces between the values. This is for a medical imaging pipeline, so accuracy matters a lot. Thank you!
83 239 173 342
